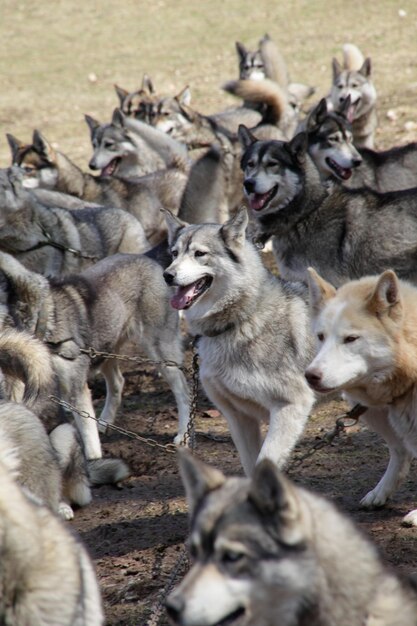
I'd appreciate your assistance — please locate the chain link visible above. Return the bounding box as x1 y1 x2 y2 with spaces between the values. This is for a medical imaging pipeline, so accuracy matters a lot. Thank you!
286 403 367 473
80 346 187 372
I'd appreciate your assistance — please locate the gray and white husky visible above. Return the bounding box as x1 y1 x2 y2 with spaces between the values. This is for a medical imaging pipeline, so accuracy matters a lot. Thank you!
328 45 377 149
0 251 190 460
239 126 417 286
166 450 417 626
163 208 315 475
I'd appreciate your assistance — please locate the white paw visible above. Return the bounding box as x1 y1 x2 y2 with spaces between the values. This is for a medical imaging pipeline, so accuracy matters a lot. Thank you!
360 487 389 509
402 509 417 527
58 502 74 521
174 432 189 447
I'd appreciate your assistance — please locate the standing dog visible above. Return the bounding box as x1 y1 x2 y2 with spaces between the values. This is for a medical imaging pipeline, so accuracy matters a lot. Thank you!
166 451 417 626
306 268 417 526
239 127 417 286
0 251 190 459
163 208 315 475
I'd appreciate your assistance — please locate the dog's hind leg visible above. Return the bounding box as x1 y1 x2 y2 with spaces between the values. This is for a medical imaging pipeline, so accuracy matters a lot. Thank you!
73 383 103 460
97 359 125 434
361 408 412 508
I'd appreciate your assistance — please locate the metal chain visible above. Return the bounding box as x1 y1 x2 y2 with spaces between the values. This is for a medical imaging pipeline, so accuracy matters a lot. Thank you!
145 548 189 626
80 346 186 372
48 395 179 453
286 403 367 473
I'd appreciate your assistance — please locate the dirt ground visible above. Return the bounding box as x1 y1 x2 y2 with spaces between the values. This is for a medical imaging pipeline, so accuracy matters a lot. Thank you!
1 1 417 624
81 342 417 626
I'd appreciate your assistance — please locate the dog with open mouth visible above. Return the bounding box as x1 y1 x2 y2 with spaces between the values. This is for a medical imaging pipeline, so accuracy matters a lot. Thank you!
238 125 417 287
163 207 316 476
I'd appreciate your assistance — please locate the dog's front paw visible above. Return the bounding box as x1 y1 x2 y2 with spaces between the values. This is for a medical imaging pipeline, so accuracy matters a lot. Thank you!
402 509 417 527
58 502 74 521
360 488 389 509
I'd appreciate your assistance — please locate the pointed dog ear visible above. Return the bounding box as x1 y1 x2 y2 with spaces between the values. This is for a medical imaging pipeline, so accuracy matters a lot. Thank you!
220 207 248 252
6 134 25 162
111 108 126 128
84 114 101 138
332 57 343 81
306 98 328 131
286 132 308 166
307 267 337 316
141 73 155 94
237 125 257 151
114 84 129 106
161 209 189 247
32 130 56 163
367 270 402 321
178 449 225 518
249 460 305 546
359 57 372 78
235 41 248 62
176 85 192 107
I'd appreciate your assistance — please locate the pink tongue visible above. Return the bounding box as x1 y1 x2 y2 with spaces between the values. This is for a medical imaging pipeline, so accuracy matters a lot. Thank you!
250 193 268 211
170 284 198 310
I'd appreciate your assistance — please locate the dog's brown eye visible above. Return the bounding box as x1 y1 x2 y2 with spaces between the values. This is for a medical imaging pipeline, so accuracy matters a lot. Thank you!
317 333 324 342
194 250 206 258
344 335 359 344
247 160 255 168
171 250 178 258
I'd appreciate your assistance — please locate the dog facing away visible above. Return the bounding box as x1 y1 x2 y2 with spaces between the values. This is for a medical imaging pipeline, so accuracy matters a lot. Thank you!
10 130 188 245
328 45 377 149
0 450 104 625
0 251 190 458
166 450 417 626
238 127 417 286
163 208 315 475
306 268 417 526
0 166 149 276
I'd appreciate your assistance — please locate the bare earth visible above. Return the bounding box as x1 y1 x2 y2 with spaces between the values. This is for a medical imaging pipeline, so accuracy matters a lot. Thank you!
1 1 417 624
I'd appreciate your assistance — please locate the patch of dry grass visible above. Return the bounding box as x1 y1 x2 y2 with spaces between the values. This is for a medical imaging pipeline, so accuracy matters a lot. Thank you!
1 0 417 168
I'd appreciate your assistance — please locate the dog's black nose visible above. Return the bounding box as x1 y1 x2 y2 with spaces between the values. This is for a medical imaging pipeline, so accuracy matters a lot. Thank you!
305 370 322 388
244 178 256 194
352 157 362 168
165 594 185 624
163 270 175 286
88 159 98 171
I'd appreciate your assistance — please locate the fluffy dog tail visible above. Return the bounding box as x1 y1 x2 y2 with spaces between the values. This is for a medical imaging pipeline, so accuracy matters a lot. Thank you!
50 423 130 507
0 329 53 408
223 78 288 125
88 458 131 486
342 43 365 71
